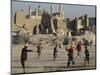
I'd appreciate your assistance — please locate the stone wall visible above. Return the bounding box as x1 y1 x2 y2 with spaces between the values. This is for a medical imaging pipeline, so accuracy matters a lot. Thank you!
57 19 67 33
14 11 67 35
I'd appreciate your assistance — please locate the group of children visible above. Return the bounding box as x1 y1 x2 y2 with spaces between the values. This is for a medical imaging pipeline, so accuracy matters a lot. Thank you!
20 37 91 73
65 45 89 67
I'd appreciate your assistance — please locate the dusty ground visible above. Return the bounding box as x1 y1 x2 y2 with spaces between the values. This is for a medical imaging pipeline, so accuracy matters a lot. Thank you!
11 34 96 74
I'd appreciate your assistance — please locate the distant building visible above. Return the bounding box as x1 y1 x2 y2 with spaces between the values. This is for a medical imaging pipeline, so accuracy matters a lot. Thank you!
13 3 95 36
67 15 91 35
14 4 67 35
89 17 96 26
89 17 96 33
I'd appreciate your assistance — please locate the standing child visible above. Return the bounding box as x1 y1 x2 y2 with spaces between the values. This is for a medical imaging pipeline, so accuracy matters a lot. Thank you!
20 44 33 73
84 46 90 66
66 46 75 67
76 41 82 56
37 43 42 59
53 45 58 61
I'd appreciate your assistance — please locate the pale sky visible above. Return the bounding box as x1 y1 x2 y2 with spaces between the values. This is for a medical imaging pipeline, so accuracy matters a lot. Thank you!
12 0 96 20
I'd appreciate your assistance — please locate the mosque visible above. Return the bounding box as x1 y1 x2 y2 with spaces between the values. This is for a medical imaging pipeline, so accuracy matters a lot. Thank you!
13 3 93 36
14 4 67 35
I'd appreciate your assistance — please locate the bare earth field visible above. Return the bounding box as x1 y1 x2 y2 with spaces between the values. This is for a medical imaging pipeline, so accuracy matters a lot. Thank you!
11 34 96 74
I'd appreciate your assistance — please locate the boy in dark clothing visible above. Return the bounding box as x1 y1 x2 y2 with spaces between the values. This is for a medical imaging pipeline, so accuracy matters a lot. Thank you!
76 41 81 56
37 43 42 59
21 44 33 73
53 45 58 61
84 46 90 66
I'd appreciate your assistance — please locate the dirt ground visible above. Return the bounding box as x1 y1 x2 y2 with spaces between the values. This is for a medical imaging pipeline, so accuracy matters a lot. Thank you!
11 34 96 74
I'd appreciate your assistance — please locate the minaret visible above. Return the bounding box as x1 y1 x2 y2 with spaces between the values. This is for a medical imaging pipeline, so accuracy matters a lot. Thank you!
84 14 89 27
38 4 41 16
59 4 64 19
51 4 52 15
29 4 31 18
59 4 61 17
50 3 55 33
36 4 40 18
38 4 40 8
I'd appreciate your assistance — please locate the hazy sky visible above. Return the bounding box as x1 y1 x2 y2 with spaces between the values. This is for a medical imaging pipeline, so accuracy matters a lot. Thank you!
12 1 96 20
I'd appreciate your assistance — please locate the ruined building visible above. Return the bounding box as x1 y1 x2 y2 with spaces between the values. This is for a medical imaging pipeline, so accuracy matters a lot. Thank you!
13 3 93 36
67 15 89 36
14 4 67 35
